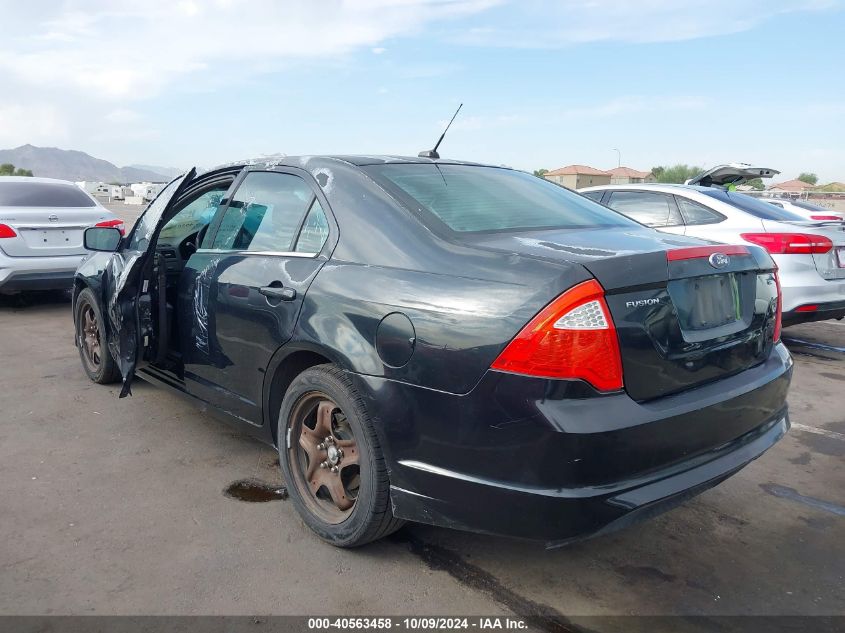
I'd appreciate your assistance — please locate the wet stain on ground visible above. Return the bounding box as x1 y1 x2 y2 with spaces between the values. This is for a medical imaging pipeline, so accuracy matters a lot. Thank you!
788 451 812 465
224 479 288 502
760 483 845 517
794 430 845 457
799 515 836 530
783 337 844 362
819 372 845 381
390 532 593 633
616 565 676 583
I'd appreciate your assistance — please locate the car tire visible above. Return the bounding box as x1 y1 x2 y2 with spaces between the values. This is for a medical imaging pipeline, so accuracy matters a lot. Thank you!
278 364 404 547
75 287 121 384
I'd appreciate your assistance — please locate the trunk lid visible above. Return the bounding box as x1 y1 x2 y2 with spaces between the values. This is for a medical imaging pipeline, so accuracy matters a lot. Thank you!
686 163 779 187
0 206 113 257
467 228 779 401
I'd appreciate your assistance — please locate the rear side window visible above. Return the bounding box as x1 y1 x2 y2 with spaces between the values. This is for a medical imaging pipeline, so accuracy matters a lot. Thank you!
606 191 682 227
675 196 724 225
294 199 330 253
582 191 604 202
701 190 807 222
0 182 96 207
364 164 635 233
211 172 313 251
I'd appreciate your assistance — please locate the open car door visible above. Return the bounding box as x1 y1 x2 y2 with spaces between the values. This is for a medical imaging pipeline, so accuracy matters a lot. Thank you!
686 163 780 187
107 169 197 397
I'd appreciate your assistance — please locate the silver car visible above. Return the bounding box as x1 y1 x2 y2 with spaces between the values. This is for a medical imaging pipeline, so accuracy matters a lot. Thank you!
582 181 845 326
0 177 123 294
764 198 845 223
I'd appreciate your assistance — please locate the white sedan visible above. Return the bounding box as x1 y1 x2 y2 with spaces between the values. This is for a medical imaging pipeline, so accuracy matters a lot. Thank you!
0 177 124 294
581 182 845 326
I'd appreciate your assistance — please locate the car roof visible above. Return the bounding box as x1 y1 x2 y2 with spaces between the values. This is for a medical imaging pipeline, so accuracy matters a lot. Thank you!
209 155 499 172
0 176 80 186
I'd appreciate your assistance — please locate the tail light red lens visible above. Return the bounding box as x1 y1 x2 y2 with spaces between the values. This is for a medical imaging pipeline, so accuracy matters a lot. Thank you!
666 244 749 261
810 215 842 221
773 270 782 343
95 218 126 236
0 223 17 238
741 232 833 255
491 279 623 391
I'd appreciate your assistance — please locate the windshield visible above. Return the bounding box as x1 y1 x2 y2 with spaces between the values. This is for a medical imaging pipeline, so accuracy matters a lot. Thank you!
0 182 97 207
701 190 807 222
790 200 833 212
364 164 636 233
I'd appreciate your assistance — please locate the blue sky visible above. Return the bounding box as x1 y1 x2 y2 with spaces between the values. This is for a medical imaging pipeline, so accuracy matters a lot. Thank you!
1 0 844 182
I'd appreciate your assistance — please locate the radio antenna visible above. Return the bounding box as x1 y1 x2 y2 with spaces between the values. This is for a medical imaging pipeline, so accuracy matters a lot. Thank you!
418 103 463 159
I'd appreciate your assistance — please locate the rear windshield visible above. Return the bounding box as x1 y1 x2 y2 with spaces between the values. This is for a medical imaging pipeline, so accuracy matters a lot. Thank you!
0 182 96 207
791 200 831 212
701 189 806 222
364 164 636 233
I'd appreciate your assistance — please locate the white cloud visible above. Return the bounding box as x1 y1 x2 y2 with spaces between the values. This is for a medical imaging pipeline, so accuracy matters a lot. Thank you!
372 47 388 54
0 0 497 100
452 0 838 46
0 104 69 147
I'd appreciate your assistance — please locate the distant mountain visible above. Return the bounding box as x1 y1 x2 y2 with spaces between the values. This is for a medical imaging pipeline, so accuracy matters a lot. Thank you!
126 164 184 180
0 144 173 183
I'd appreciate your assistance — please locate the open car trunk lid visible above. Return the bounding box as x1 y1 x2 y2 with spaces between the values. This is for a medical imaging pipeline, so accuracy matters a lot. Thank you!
584 244 779 401
686 163 780 187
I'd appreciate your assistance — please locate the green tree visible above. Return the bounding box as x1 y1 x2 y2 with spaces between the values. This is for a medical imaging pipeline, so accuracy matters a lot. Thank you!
745 178 765 190
798 172 818 185
533 168 548 178
653 164 703 184
0 163 33 177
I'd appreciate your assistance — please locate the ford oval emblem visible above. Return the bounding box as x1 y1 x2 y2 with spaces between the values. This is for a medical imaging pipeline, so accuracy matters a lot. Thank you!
709 252 730 269
48 214 59 222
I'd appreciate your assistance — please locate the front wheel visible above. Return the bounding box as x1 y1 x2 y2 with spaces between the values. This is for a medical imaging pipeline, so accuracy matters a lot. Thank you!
278 365 404 547
75 287 120 384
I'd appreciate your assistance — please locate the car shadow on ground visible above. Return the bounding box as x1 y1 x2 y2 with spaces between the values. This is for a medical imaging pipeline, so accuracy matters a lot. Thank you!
0 289 73 311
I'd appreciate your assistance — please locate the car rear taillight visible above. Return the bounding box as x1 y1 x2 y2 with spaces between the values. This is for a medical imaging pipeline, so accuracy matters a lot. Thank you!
96 218 126 236
741 232 833 255
773 270 782 343
491 279 623 391
795 304 818 312
810 215 842 221
0 223 16 238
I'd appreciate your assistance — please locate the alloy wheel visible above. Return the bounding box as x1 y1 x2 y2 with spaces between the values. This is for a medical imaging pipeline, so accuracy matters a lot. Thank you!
288 393 361 524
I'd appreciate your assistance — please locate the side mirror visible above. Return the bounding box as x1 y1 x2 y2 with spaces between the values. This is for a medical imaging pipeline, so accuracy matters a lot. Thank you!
84 227 122 252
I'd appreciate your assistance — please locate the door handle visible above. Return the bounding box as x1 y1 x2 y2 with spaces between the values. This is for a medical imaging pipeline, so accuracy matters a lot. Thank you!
259 285 296 301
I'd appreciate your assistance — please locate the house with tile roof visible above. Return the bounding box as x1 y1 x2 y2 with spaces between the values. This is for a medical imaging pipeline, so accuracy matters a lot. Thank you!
544 165 611 189
608 166 656 185
767 179 816 194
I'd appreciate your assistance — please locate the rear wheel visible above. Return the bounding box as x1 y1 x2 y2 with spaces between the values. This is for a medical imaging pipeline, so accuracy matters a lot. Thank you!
278 365 403 547
75 287 120 384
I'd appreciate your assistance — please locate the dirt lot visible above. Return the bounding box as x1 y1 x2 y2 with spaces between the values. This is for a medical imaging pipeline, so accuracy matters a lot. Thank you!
0 205 843 625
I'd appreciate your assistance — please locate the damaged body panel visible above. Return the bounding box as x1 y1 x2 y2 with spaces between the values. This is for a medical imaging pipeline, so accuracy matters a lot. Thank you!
73 155 792 546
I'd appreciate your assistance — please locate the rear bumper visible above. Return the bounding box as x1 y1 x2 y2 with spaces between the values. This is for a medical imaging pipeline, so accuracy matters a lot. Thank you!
0 252 84 293
352 343 793 543
774 253 845 312
783 300 845 326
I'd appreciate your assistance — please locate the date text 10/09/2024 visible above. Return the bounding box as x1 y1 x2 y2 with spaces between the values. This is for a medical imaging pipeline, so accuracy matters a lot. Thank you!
307 618 529 630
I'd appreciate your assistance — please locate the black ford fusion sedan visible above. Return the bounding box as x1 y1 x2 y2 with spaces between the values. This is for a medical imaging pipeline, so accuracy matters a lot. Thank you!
73 156 792 547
